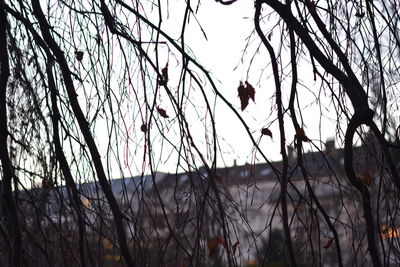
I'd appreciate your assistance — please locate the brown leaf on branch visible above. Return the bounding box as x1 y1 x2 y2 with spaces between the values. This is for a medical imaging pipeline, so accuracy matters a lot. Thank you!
157 106 169 118
355 11 365 18
245 81 255 102
140 124 147 133
96 34 102 44
261 128 273 138
323 237 335 249
237 81 256 111
159 63 169 86
75 51 84 61
232 240 240 255
42 179 53 189
238 82 248 111
296 128 309 142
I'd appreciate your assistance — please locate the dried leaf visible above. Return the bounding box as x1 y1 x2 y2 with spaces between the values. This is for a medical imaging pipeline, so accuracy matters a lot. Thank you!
75 51 84 61
296 128 309 142
323 237 335 249
237 82 249 111
232 240 240 255
237 81 256 111
42 179 52 189
245 81 255 102
363 170 372 186
157 107 169 118
159 63 169 86
162 64 168 81
140 124 147 133
261 128 273 138
355 12 365 18
96 34 102 44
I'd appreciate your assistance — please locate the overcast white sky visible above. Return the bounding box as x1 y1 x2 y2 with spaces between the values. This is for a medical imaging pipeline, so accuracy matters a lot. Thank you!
161 0 338 167
91 0 341 178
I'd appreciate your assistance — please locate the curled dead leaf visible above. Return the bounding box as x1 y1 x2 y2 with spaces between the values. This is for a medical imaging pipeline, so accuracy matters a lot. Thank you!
296 128 309 142
237 81 256 111
157 107 169 118
245 81 255 102
162 64 168 80
75 51 84 61
42 179 53 189
159 63 169 86
232 240 240 255
96 34 102 44
355 11 365 18
323 237 335 249
261 128 273 138
140 124 147 133
238 82 248 111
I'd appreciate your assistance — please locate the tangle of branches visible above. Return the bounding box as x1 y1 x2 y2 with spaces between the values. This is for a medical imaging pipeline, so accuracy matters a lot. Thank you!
0 0 400 266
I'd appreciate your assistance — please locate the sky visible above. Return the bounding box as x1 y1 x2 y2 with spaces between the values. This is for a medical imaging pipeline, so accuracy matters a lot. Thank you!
151 0 339 170
54 0 342 181
6 0 366 189
67 0 398 181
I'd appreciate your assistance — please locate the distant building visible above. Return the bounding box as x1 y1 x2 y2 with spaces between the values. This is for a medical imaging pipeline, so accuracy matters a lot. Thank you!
15 140 400 266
